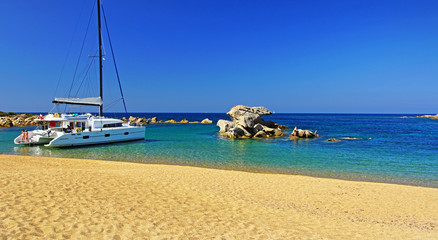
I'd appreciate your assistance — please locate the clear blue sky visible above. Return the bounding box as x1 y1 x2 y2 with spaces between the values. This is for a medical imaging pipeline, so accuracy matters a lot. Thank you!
1 0 437 113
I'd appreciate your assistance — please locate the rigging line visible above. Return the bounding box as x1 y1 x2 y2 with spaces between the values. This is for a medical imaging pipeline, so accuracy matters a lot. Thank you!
53 0 88 100
67 1 96 98
102 5 128 117
104 98 122 110
74 50 98 97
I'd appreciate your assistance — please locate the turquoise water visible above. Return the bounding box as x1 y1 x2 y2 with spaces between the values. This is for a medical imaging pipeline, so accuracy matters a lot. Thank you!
1 113 438 187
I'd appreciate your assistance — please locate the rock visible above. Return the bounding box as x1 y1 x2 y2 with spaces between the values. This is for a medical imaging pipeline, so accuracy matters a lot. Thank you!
274 129 286 137
252 123 275 135
253 130 267 138
254 118 277 128
128 116 137 123
238 126 252 138
228 105 272 116
418 114 438 119
136 118 149 125
217 120 235 133
277 125 289 130
253 123 264 132
136 118 144 123
224 127 244 138
218 105 287 139
0 118 13 127
401 114 438 120
12 118 25 127
227 111 258 128
327 138 340 142
180 119 189 123
227 105 272 129
165 119 177 123
201 118 213 124
290 127 318 138
151 117 157 123
225 126 251 138
190 121 200 123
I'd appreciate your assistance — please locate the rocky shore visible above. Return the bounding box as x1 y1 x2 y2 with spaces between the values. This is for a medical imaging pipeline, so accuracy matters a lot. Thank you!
126 116 212 125
0 112 40 128
0 111 213 128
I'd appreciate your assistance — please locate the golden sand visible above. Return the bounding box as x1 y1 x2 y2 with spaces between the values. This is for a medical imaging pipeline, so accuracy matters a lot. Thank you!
1 155 437 239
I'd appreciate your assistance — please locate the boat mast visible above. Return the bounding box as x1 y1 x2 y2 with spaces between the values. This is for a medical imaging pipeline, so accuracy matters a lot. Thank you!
97 0 103 116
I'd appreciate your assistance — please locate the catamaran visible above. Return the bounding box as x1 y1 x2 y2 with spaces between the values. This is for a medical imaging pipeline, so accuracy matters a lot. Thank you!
14 0 144 147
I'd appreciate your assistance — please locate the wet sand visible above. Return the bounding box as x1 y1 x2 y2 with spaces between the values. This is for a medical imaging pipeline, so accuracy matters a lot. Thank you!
1 154 437 239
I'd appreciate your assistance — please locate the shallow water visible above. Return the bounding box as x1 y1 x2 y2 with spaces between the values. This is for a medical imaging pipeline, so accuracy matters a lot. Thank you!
1 113 437 187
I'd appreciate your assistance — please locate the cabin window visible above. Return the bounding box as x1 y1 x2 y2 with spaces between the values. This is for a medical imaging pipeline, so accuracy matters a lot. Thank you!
103 123 123 128
105 134 110 137
124 132 129 135
83 136 89 139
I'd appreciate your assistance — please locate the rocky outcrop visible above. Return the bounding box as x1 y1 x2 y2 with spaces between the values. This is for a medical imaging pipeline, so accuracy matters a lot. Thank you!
126 116 212 125
201 118 213 124
165 119 178 123
0 118 13 128
0 112 214 128
0 113 39 128
227 105 271 128
419 114 438 119
289 127 319 139
407 114 438 120
217 105 286 139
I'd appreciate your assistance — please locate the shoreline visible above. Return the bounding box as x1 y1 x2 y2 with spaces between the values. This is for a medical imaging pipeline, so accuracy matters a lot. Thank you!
0 152 438 189
1 154 437 239
4 151 438 189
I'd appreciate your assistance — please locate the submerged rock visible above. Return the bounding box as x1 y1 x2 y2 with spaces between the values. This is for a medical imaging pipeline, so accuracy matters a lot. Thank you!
327 138 340 142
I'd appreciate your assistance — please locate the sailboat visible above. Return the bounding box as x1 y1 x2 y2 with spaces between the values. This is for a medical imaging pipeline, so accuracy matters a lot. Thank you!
14 0 145 147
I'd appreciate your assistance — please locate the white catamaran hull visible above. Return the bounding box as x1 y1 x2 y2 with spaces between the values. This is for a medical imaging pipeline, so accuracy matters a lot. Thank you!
45 127 144 147
14 130 57 145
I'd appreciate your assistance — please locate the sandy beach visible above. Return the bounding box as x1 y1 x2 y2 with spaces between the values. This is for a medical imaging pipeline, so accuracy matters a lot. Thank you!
0 154 437 239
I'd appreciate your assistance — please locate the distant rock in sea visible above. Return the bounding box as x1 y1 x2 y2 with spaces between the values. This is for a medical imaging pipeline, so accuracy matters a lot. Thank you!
201 118 213 124
400 114 438 120
327 138 340 142
217 105 286 139
126 116 210 125
289 127 319 139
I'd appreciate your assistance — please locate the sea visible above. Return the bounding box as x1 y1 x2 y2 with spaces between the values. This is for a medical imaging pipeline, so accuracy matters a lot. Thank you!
1 113 437 188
